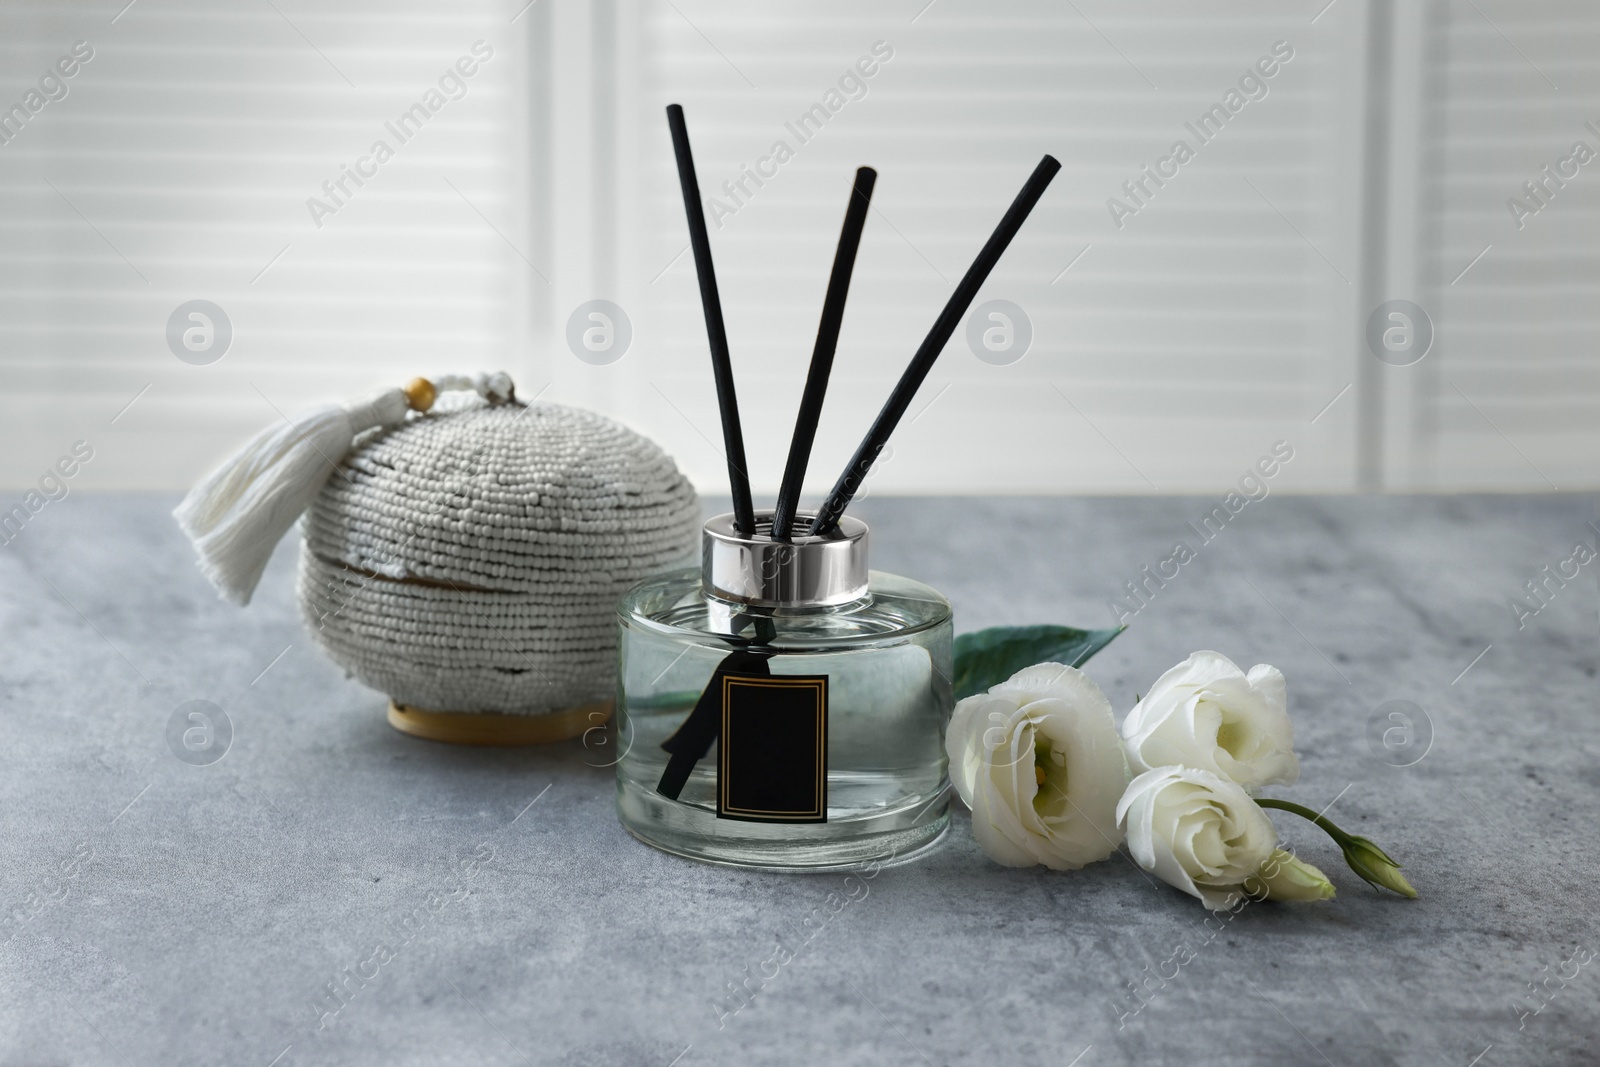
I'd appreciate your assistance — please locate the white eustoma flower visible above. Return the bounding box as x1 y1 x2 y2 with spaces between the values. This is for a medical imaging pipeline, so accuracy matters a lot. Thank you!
946 662 1129 871
1117 765 1279 910
1121 650 1298 791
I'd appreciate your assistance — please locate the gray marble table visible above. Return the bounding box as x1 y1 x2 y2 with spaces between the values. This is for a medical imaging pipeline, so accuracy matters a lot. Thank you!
1 493 1595 1066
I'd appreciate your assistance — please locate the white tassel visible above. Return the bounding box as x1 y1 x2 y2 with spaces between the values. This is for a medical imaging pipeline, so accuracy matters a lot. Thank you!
174 373 514 605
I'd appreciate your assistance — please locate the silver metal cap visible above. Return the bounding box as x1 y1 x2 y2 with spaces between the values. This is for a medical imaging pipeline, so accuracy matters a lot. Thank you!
702 510 869 608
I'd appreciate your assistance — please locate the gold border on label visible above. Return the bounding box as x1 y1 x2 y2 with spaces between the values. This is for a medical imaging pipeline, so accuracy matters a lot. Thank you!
719 676 827 819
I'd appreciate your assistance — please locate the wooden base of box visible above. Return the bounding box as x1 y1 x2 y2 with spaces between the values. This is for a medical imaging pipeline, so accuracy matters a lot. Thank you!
386 700 611 746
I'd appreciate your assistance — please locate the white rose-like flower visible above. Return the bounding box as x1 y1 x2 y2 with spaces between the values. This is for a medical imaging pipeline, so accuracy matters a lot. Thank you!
1121 650 1298 791
946 662 1129 871
1116 765 1279 910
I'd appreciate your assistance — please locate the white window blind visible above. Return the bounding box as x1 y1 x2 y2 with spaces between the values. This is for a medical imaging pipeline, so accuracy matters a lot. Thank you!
0 0 529 491
594 0 1372 499
2 0 1596 495
1399 0 1600 490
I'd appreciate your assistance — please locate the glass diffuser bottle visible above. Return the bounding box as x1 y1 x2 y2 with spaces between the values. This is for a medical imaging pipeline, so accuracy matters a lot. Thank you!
614 509 953 869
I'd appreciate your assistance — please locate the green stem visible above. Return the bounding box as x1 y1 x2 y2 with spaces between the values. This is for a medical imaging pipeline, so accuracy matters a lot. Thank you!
1259 797 1415 898
1256 798 1352 845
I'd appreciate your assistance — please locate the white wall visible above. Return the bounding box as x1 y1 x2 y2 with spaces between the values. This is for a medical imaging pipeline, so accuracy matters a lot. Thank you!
0 0 1595 498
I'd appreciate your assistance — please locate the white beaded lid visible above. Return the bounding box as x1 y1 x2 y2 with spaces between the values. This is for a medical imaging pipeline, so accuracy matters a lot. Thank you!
297 400 700 716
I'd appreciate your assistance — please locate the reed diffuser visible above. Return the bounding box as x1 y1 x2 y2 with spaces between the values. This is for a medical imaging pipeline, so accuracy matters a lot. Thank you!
614 105 1060 869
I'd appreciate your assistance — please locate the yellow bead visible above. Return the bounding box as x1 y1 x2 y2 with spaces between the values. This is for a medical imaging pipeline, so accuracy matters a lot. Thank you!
403 377 437 412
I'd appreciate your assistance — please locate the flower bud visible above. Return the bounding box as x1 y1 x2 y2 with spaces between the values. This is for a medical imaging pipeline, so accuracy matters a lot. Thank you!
1244 849 1335 902
1340 835 1417 898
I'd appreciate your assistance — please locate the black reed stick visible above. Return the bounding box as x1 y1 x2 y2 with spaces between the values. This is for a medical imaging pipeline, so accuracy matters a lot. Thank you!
808 154 1062 535
666 103 756 535
771 166 878 543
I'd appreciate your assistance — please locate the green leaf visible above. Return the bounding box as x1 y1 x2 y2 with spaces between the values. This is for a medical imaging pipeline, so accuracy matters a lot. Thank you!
951 624 1124 701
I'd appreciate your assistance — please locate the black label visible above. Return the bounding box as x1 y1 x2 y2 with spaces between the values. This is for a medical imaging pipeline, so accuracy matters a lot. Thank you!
717 673 828 822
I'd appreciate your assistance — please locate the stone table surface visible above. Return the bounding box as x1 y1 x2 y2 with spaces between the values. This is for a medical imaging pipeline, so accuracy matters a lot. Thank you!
1 492 1596 1067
